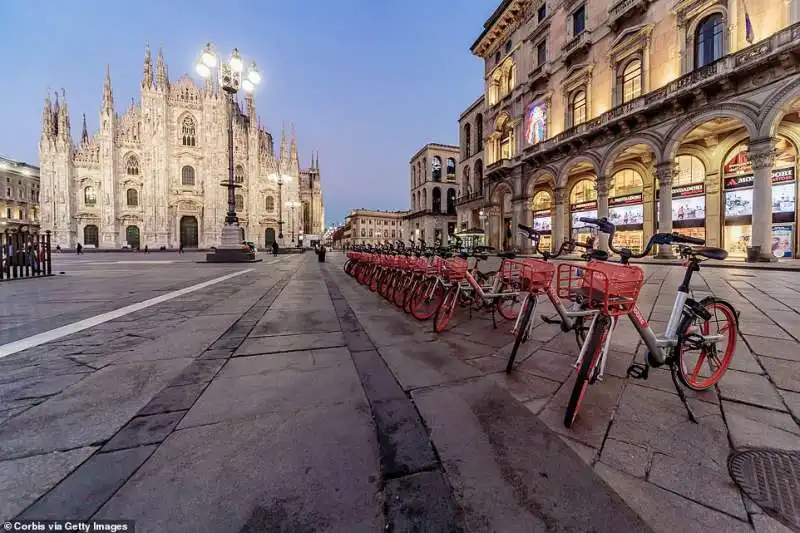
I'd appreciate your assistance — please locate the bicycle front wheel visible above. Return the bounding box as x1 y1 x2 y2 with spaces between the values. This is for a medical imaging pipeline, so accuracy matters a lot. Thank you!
434 286 460 333
674 297 738 391
506 293 535 373
564 314 611 428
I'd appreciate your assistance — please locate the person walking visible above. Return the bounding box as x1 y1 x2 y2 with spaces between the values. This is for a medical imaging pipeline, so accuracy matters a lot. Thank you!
272 240 279 257
179 243 184 255
76 243 83 255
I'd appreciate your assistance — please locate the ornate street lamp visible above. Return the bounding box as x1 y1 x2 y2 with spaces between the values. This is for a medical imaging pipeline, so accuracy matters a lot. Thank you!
196 43 262 263
285 200 300 243
267 170 292 242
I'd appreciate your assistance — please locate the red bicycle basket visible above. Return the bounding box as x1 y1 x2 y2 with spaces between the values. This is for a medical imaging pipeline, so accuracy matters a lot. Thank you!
427 256 445 276
443 258 468 281
412 257 428 273
556 261 644 316
501 259 555 293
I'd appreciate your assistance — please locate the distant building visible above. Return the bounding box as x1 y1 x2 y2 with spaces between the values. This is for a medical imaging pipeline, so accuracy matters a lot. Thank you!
406 143 459 245
39 45 324 250
343 208 409 247
0 156 41 233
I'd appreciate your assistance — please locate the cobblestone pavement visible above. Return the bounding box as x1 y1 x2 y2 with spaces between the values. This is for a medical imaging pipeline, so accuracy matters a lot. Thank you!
325 252 800 533
0 251 798 532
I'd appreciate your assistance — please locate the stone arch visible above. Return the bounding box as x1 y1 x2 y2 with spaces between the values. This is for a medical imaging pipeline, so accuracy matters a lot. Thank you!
490 181 514 203
601 134 664 177
759 77 800 139
662 106 759 163
556 153 601 188
675 146 714 174
525 169 557 196
494 112 511 132
713 130 752 173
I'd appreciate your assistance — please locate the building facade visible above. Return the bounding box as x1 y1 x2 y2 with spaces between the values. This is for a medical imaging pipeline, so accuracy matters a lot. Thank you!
39 46 324 250
464 0 800 259
0 156 41 233
406 143 460 245
456 96 489 245
343 209 409 247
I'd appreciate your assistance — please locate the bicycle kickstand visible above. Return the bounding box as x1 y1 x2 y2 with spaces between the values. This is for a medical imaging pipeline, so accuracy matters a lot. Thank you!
491 307 498 329
670 365 698 424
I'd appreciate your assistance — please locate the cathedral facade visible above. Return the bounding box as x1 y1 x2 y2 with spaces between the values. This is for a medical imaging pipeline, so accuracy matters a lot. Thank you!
38 45 325 250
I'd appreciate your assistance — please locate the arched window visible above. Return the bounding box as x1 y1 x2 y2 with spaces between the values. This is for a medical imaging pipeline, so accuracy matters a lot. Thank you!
446 188 456 214
126 188 138 207
475 114 484 151
675 155 706 186
84 187 97 206
432 187 442 213
571 90 587 127
464 124 472 158
474 159 484 193
266 195 275 211
695 14 724 68
235 194 244 211
609 169 644 197
620 59 642 103
126 155 139 175
446 158 456 178
181 165 195 186
235 165 245 184
570 179 597 204
530 190 553 211
499 119 514 159
181 116 197 147
432 156 442 181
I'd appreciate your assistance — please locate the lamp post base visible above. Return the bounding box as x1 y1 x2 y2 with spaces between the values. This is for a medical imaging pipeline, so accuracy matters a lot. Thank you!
205 223 261 263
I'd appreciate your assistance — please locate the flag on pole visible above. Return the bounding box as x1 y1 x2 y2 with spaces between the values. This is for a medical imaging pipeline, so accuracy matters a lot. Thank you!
743 0 755 44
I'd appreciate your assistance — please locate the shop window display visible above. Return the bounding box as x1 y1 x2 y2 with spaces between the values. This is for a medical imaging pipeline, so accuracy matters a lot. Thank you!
530 190 553 251
722 139 797 257
657 155 707 241
569 179 597 245
608 170 644 253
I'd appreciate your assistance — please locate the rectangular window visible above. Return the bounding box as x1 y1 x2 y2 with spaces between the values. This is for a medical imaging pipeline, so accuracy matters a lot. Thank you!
5 208 10 218
501 137 512 159
537 4 546 22
572 6 585 36
537 41 547 65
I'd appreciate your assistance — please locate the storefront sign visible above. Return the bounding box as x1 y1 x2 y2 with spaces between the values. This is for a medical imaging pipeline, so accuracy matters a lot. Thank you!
671 183 705 198
533 209 551 218
724 168 796 190
570 200 597 212
608 193 643 207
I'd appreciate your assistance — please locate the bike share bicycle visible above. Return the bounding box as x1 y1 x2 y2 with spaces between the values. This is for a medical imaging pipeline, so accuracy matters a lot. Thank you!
507 217 739 428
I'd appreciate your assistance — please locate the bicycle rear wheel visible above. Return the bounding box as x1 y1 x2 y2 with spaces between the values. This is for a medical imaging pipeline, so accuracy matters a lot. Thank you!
674 297 738 391
564 314 611 428
433 286 460 333
506 294 535 373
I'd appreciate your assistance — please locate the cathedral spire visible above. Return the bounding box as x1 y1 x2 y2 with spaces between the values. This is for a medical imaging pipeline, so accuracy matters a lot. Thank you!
59 88 71 141
142 42 153 89
245 93 255 121
156 47 169 90
290 122 298 162
81 114 88 144
102 65 114 114
279 122 289 162
41 91 53 139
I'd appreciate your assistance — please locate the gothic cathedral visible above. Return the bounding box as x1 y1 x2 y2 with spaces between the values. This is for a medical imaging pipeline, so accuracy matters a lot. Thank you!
38 45 325 250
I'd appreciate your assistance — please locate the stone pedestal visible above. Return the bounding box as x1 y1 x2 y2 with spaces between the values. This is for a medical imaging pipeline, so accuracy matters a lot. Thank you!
205 223 261 263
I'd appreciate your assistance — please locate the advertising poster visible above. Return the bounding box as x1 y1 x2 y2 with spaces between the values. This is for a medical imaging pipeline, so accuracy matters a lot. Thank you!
725 189 753 217
773 182 796 213
672 197 705 221
772 225 793 258
608 204 643 226
533 215 552 232
571 209 598 229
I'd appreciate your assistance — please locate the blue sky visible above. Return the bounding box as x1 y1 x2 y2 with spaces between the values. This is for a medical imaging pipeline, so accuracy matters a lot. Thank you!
0 0 493 226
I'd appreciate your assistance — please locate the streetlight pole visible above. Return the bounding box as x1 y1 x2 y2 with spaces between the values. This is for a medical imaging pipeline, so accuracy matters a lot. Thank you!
268 170 291 243
196 43 262 263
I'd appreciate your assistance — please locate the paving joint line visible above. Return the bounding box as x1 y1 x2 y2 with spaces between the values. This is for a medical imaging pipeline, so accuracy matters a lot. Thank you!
12 264 298 522
319 263 465 531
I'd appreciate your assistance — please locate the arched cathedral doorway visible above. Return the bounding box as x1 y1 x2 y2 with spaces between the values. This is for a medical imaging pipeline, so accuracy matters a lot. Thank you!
180 216 199 248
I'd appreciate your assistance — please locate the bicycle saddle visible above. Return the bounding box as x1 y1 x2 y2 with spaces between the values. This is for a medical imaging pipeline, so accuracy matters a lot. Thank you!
498 251 517 259
690 246 728 261
517 224 536 236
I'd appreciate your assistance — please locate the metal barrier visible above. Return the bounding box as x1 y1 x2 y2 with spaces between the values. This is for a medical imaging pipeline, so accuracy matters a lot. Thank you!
0 230 53 282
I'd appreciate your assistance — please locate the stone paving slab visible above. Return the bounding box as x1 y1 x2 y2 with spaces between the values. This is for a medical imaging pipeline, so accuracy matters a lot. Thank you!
326 253 800 532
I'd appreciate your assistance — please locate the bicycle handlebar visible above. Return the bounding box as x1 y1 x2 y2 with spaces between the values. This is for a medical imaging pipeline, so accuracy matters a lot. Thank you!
577 216 707 259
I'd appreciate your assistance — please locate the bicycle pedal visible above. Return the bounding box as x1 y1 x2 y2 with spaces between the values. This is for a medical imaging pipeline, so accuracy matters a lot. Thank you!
626 362 649 380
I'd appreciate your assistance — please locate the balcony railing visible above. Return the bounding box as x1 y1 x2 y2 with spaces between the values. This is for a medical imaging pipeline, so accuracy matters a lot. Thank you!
529 62 552 86
524 23 800 160
608 0 648 28
456 191 485 206
562 30 591 61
